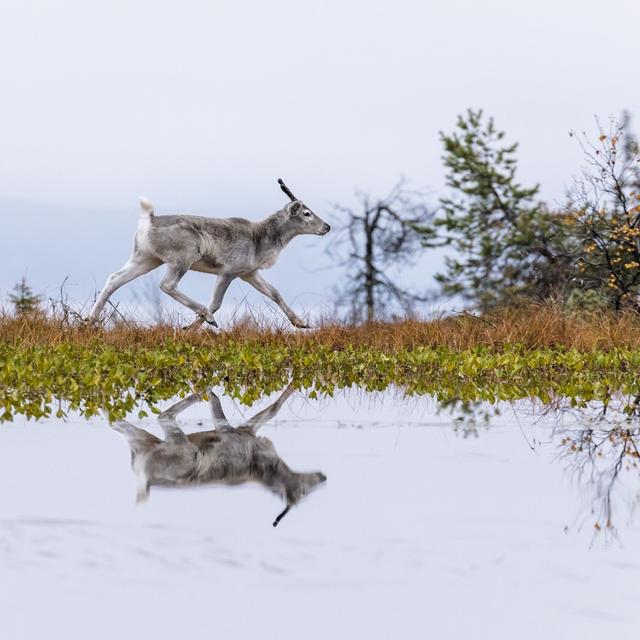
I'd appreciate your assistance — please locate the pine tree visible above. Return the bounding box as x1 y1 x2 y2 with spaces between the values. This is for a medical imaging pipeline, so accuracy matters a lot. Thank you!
419 109 570 312
8 277 42 315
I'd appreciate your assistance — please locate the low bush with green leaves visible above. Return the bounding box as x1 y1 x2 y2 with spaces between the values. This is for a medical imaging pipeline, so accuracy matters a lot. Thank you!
2 340 639 421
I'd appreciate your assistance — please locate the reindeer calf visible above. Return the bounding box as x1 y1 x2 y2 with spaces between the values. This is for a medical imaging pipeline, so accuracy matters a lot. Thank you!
88 179 330 328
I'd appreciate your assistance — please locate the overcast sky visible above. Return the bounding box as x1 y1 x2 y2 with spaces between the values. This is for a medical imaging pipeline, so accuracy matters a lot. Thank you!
1 0 639 320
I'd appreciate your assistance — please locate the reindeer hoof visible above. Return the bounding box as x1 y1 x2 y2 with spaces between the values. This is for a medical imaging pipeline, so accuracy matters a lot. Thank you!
182 314 218 330
293 320 310 329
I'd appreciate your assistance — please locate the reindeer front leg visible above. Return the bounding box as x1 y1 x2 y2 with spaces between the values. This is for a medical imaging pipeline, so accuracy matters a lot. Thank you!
240 384 295 433
157 393 202 443
241 272 309 328
207 390 233 430
184 274 235 330
160 263 218 328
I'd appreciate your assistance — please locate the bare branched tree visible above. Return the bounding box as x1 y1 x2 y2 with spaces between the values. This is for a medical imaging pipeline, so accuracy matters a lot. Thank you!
327 179 433 322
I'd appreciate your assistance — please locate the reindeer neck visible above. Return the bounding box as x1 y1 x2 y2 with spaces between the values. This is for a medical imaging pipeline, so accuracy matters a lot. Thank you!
253 458 297 496
257 212 299 249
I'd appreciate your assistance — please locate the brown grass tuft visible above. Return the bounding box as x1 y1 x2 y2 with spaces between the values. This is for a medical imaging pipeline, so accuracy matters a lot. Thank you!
2 304 640 351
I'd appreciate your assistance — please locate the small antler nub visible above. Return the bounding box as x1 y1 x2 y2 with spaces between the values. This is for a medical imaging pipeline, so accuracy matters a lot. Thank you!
272 504 291 527
278 178 298 202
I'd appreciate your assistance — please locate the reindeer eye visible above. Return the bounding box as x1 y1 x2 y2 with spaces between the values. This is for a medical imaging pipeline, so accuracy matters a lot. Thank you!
304 210 312 217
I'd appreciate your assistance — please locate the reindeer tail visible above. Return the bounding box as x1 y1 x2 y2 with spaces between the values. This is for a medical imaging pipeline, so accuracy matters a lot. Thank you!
138 197 155 220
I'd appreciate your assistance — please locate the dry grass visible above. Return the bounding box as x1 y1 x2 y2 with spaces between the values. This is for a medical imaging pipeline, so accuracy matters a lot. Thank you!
2 304 640 351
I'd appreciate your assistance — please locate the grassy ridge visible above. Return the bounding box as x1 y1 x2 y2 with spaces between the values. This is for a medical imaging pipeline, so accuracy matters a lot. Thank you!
3 304 640 350
2 306 639 421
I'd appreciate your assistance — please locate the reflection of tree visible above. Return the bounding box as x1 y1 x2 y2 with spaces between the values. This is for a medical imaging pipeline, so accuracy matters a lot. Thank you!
437 398 500 438
555 405 640 537
439 392 640 536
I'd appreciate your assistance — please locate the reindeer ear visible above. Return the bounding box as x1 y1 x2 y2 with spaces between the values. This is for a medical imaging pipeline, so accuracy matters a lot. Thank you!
287 201 302 216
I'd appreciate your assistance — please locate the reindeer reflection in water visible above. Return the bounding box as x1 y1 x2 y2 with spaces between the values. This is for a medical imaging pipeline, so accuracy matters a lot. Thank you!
104 385 326 527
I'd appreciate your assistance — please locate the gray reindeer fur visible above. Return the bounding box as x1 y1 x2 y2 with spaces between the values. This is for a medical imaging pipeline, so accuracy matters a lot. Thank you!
104 385 326 527
88 179 330 328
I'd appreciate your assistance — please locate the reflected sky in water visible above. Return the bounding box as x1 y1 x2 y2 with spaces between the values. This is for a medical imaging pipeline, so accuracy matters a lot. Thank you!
1 385 639 639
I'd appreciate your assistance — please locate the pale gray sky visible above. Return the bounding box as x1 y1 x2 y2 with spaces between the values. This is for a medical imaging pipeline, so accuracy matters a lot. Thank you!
1 0 639 319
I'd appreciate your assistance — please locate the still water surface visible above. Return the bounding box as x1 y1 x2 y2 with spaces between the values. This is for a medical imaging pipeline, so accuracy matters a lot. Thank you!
0 387 638 639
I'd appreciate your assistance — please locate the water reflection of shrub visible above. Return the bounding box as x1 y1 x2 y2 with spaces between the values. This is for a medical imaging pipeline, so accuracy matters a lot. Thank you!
437 398 500 438
548 395 640 539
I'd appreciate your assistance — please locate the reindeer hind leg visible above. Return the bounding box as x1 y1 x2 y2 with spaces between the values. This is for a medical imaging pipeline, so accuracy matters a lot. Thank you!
88 253 161 322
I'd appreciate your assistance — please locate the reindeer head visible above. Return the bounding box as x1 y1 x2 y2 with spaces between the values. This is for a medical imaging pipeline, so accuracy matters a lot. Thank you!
272 470 327 527
278 178 331 236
